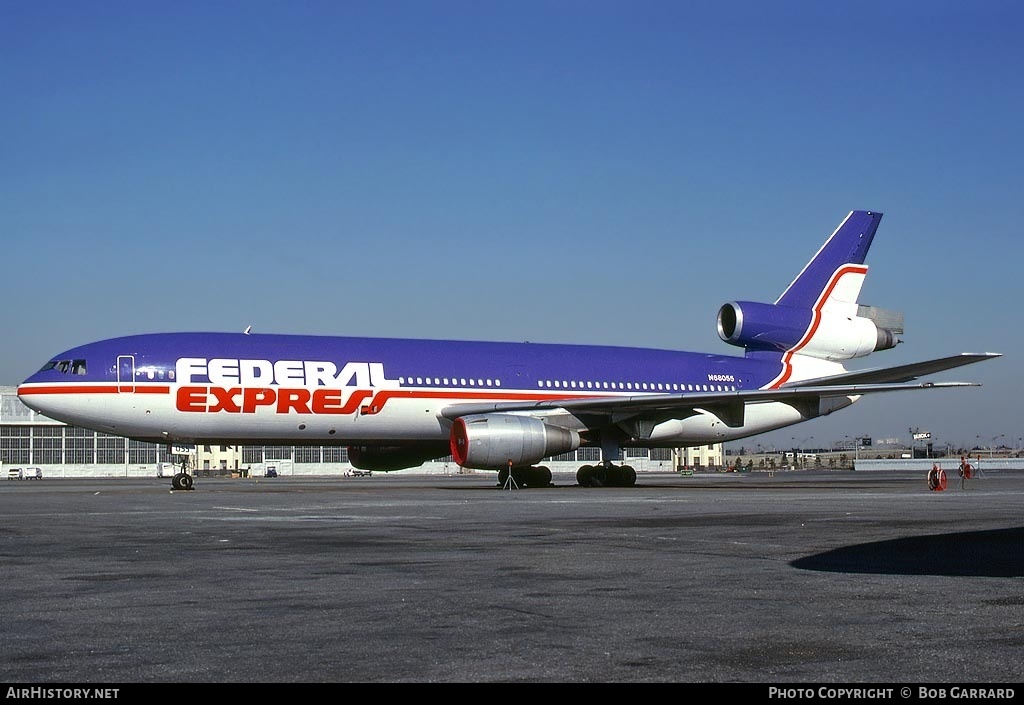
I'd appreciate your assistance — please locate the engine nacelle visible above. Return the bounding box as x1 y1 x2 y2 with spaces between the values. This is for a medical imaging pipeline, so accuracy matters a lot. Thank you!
717 301 900 361
450 414 581 470
348 444 448 471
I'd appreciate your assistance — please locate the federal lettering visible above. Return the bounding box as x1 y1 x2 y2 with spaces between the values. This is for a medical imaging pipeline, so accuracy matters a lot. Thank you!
175 357 400 388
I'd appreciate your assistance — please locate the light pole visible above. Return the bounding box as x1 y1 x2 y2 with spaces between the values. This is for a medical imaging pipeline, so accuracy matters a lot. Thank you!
990 434 1005 458
842 435 859 458
792 436 813 468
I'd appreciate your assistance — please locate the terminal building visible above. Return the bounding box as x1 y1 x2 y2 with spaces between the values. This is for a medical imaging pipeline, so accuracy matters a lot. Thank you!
1 386 723 479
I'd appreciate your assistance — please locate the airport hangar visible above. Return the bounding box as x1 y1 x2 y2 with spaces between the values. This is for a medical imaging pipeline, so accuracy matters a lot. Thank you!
0 386 724 479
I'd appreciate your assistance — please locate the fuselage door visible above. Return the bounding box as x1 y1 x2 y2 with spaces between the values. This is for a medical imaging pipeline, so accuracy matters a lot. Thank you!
117 355 135 393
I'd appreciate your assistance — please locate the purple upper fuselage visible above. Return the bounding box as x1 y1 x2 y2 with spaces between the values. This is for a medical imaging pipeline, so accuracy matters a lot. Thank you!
21 332 786 393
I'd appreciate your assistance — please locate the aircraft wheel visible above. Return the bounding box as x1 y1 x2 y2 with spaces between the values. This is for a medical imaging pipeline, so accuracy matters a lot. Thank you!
532 465 552 487
576 465 594 487
171 473 193 490
607 465 623 486
618 465 637 487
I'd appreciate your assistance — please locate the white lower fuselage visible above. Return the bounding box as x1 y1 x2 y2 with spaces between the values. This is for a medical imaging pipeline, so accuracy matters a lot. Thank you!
19 380 853 448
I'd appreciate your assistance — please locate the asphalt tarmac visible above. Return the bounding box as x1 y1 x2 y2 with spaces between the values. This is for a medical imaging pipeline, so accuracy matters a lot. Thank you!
1 469 1022 683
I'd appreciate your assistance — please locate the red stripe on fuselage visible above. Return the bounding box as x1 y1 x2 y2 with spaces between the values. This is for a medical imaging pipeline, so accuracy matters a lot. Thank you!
19 383 599 415
18 384 171 395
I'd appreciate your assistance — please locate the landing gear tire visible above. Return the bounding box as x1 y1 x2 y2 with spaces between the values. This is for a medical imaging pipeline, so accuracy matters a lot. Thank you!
576 465 594 487
577 464 635 487
172 473 194 491
577 464 609 487
498 465 552 488
529 465 552 487
611 464 637 487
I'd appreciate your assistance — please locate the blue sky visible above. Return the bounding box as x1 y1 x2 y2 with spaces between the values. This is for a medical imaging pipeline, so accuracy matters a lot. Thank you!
3 1 1021 451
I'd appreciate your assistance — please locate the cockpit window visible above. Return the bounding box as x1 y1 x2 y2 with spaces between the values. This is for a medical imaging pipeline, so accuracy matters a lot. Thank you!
40 359 88 375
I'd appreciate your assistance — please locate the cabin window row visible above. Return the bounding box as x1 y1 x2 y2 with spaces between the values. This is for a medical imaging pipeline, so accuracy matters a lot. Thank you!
536 380 738 393
399 377 502 388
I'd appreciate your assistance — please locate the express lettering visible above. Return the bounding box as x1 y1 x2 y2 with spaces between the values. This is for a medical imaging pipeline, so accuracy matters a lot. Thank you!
176 386 373 414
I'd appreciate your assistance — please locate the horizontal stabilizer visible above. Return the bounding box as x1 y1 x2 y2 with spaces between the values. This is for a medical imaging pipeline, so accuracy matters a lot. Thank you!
782 352 1001 387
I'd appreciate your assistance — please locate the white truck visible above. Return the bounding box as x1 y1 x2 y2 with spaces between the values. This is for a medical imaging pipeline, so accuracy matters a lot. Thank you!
6 467 42 480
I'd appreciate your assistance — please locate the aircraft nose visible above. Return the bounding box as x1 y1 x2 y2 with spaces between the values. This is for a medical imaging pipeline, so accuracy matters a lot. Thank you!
18 379 52 415
17 364 77 419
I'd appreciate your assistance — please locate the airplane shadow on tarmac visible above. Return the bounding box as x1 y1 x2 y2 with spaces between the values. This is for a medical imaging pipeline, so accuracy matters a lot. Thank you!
791 527 1024 578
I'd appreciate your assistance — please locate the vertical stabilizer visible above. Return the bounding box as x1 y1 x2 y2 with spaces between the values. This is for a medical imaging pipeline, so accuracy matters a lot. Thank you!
720 211 893 387
771 210 886 384
775 211 882 313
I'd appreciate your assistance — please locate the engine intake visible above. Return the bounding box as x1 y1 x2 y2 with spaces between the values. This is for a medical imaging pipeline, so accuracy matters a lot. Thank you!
450 414 581 470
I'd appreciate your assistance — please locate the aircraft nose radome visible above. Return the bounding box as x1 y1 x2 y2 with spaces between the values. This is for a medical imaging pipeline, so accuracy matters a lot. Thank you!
18 382 43 408
17 372 63 410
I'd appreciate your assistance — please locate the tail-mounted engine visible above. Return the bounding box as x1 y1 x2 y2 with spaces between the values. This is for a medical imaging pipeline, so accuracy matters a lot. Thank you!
717 301 902 361
450 414 581 470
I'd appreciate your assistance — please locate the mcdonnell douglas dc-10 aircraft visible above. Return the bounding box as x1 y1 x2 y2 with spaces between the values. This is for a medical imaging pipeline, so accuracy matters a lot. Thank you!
18 211 999 489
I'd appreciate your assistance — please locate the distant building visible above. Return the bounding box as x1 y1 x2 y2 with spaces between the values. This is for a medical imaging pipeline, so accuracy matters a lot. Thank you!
674 444 725 470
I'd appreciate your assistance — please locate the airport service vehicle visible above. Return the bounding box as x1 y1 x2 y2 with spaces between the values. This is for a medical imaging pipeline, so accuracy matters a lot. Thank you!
6 467 42 480
17 211 999 490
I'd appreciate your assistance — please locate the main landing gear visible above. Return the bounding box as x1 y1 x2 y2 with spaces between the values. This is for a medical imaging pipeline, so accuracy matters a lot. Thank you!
498 465 553 488
494 462 638 489
576 463 637 488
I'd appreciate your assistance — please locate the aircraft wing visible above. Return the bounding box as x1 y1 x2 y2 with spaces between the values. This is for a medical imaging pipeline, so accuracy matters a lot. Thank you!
439 352 1000 430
